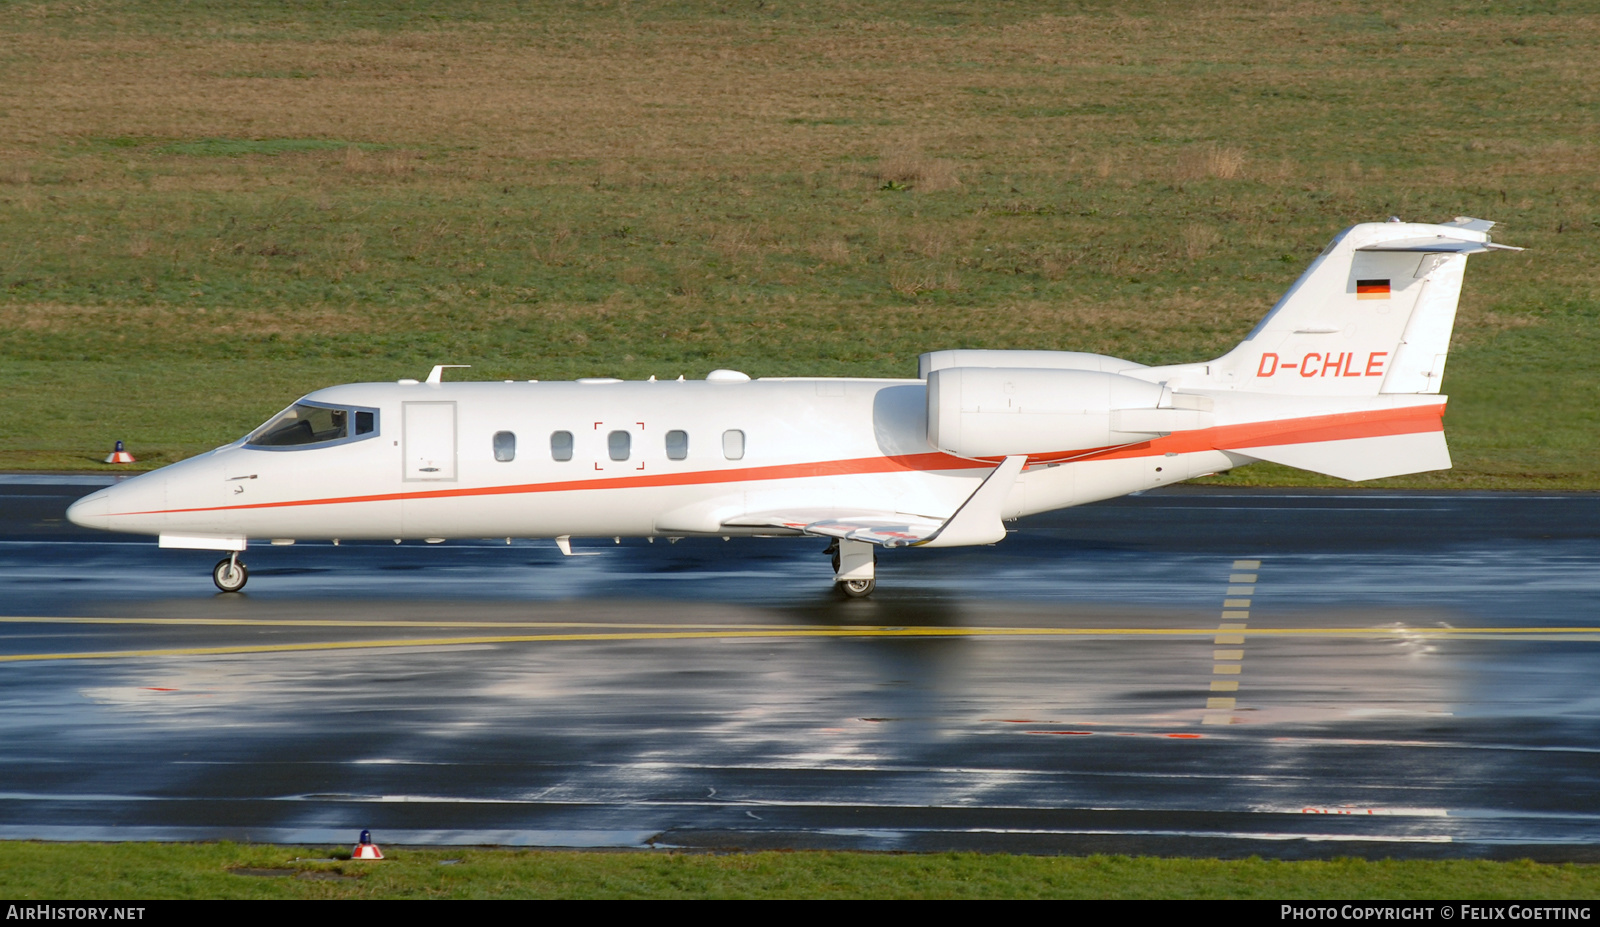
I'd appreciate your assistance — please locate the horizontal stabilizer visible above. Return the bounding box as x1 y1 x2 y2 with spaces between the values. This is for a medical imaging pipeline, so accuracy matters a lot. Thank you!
1358 236 1522 254
1236 431 1451 481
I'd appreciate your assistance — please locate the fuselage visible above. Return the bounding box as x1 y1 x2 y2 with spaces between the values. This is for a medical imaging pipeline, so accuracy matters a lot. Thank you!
66 374 1259 543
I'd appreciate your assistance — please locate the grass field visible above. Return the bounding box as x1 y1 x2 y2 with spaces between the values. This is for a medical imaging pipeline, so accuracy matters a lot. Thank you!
1 843 1598 900
1 1 1597 484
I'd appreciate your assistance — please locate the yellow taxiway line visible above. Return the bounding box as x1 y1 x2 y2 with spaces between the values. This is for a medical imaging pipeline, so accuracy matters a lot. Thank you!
0 616 851 631
0 616 1597 662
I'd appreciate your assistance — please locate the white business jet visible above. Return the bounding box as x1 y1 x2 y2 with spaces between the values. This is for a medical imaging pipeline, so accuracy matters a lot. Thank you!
68 217 1519 595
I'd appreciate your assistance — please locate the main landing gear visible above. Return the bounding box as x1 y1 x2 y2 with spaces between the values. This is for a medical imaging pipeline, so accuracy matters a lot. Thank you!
213 554 248 593
827 538 877 598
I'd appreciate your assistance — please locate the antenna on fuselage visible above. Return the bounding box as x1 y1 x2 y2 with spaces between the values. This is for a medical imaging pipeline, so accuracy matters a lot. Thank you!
425 365 471 384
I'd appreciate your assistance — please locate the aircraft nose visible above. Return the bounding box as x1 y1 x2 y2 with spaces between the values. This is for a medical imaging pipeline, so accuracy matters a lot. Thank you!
66 488 111 530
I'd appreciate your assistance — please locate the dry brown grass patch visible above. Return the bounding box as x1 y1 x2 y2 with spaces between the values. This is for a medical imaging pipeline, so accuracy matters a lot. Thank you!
1176 144 1247 182
326 231 368 278
1038 250 1081 281
0 303 412 338
339 148 419 177
806 236 851 264
888 263 959 297
875 146 961 192
528 227 577 267
711 223 772 263
901 223 965 262
1181 224 1220 262
672 266 711 300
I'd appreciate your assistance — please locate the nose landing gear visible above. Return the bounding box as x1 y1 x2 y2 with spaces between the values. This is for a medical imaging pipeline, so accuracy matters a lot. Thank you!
212 554 248 593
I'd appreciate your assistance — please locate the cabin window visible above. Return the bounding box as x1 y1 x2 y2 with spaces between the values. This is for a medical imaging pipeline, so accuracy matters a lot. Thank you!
550 431 574 461
608 430 631 461
665 430 688 460
493 431 516 462
245 401 380 450
722 429 744 460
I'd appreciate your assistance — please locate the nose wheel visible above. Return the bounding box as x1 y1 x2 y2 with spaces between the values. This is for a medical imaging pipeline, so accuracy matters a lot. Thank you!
212 555 248 593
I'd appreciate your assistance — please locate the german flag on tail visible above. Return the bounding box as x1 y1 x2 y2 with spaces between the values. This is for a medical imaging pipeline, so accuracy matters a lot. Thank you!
1356 278 1391 300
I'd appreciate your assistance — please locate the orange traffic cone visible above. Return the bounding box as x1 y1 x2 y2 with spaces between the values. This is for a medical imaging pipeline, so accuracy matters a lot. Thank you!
352 829 384 860
103 440 136 464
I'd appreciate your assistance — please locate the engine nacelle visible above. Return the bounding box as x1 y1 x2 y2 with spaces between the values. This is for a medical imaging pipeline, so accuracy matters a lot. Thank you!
926 367 1169 459
919 349 1148 378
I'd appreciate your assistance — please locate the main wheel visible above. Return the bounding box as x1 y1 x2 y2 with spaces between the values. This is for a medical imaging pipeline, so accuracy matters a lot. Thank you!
837 578 876 598
212 557 248 593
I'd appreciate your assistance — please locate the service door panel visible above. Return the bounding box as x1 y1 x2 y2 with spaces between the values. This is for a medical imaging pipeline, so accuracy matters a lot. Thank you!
403 401 457 481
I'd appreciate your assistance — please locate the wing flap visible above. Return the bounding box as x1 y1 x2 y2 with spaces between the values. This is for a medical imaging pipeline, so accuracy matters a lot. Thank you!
723 511 943 548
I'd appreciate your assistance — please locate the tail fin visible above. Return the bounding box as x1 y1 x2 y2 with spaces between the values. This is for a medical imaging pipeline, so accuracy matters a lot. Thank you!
1212 217 1520 395
1200 217 1519 481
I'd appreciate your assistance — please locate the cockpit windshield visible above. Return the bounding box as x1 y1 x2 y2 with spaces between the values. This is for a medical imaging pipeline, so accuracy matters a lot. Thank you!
246 401 378 449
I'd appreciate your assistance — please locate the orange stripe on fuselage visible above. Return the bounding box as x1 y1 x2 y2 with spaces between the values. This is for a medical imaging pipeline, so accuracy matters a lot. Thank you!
118 451 994 517
1063 401 1446 463
113 403 1444 517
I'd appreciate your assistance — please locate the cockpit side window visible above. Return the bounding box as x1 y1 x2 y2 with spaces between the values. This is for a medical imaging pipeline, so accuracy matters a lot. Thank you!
245 401 381 450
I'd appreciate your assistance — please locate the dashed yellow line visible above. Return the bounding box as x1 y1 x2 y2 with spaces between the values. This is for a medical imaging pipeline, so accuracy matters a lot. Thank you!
4 615 1600 636
0 621 1597 663
0 629 900 662
0 616 841 632
0 626 1255 664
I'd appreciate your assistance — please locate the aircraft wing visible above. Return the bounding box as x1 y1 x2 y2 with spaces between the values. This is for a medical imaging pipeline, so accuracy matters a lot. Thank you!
721 510 945 548
722 455 1030 549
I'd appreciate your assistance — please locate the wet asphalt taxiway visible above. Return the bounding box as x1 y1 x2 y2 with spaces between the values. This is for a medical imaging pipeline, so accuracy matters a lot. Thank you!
2 474 1599 858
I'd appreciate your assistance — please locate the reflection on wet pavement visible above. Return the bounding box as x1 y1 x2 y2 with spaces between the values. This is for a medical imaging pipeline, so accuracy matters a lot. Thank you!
1 480 1598 858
